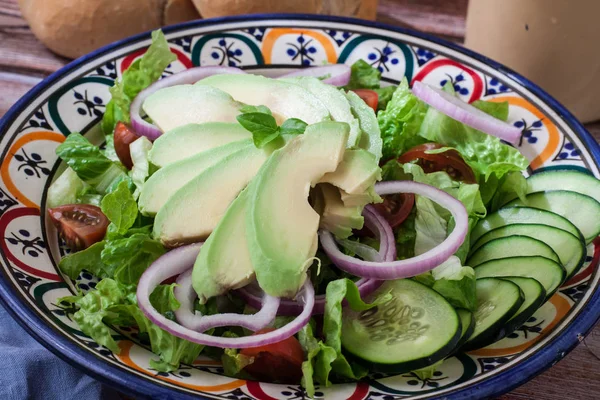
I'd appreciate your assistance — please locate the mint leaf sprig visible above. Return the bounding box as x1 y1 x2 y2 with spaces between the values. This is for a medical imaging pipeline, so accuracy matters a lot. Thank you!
236 106 308 148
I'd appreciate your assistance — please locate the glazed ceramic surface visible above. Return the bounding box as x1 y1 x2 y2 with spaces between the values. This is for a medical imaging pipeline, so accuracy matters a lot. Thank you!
0 15 599 400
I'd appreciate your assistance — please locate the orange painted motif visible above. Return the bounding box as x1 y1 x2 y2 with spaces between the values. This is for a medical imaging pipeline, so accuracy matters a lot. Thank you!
468 293 571 357
117 341 246 392
1 131 65 209
488 96 560 169
262 28 337 64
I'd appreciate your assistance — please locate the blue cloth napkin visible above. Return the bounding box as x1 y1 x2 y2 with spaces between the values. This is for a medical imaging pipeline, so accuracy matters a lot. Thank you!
0 302 121 400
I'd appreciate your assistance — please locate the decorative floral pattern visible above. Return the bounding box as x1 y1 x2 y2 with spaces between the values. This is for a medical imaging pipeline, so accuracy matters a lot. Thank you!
0 18 599 400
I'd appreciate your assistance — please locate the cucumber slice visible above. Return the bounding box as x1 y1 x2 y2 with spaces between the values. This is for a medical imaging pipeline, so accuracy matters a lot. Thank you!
506 191 600 243
527 169 600 204
341 279 460 373
499 277 546 335
471 206 581 244
474 256 565 299
471 224 586 280
467 235 560 267
462 278 523 351
455 309 475 349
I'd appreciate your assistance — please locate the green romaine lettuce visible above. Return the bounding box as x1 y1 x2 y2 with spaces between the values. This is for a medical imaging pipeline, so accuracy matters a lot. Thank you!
418 84 528 180
101 180 138 235
56 133 128 194
58 241 107 280
345 59 381 90
101 233 165 285
60 278 204 372
377 78 428 161
430 256 477 311
298 323 337 398
129 136 153 199
101 30 176 135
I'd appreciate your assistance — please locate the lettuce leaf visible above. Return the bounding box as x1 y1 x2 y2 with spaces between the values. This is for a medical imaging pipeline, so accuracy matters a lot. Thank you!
298 323 337 398
101 233 165 285
58 241 107 280
488 170 528 211
56 133 128 194
377 78 428 161
373 86 396 111
101 30 176 135
345 59 381 90
317 279 390 385
430 256 477 311
101 180 138 235
60 278 204 372
129 136 153 199
418 84 528 180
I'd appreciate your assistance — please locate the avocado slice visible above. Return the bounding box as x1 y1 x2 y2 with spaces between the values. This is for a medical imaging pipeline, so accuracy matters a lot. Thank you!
196 74 330 124
143 85 243 132
247 121 349 298
340 186 383 207
153 145 270 246
149 122 252 168
318 184 364 239
345 90 382 162
281 77 361 147
139 140 253 216
320 148 381 195
192 188 254 303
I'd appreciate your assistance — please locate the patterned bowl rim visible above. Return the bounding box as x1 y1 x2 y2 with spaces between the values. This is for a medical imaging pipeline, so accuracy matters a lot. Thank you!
1 13 599 400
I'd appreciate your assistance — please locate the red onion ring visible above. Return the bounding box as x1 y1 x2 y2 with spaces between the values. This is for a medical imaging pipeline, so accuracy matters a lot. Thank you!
130 66 245 140
320 181 468 280
136 243 314 348
236 278 382 316
279 64 351 87
412 81 521 144
237 204 394 316
174 269 280 332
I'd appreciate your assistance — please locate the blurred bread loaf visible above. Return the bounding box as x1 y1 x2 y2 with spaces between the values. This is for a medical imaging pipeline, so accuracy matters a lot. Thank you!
191 0 377 20
18 0 200 59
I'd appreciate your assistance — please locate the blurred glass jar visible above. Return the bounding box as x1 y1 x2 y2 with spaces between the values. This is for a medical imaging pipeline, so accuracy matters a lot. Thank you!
192 0 378 20
465 0 600 122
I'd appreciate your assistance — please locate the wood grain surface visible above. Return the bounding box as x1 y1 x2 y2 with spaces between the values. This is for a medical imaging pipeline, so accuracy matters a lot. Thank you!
1 0 599 398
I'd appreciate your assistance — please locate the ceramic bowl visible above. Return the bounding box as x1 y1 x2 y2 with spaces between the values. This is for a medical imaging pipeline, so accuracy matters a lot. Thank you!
1 14 599 400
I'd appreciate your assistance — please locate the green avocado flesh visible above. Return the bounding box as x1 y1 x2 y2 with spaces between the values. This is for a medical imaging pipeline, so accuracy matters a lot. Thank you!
282 76 362 147
149 122 252 168
345 90 382 162
317 183 364 239
143 85 243 132
139 140 252 216
246 121 349 298
153 145 270 246
319 148 381 195
196 74 330 124
192 188 254 303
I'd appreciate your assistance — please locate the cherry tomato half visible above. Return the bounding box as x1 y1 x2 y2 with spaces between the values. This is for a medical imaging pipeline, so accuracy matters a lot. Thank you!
397 143 477 184
372 193 415 230
241 328 304 383
114 122 139 169
48 204 109 251
352 89 379 112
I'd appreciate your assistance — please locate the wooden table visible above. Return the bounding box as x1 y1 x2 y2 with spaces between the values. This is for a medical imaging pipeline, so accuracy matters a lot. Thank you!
1 0 599 398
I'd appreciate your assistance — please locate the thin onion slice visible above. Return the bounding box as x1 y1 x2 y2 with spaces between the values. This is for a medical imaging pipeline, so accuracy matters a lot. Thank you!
280 64 351 86
320 181 468 280
174 268 280 332
130 66 245 140
137 243 314 348
412 80 522 144
236 205 392 316
237 278 382 316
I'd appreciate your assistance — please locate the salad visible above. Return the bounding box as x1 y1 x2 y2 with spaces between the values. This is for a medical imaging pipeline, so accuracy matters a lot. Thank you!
48 30 600 394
